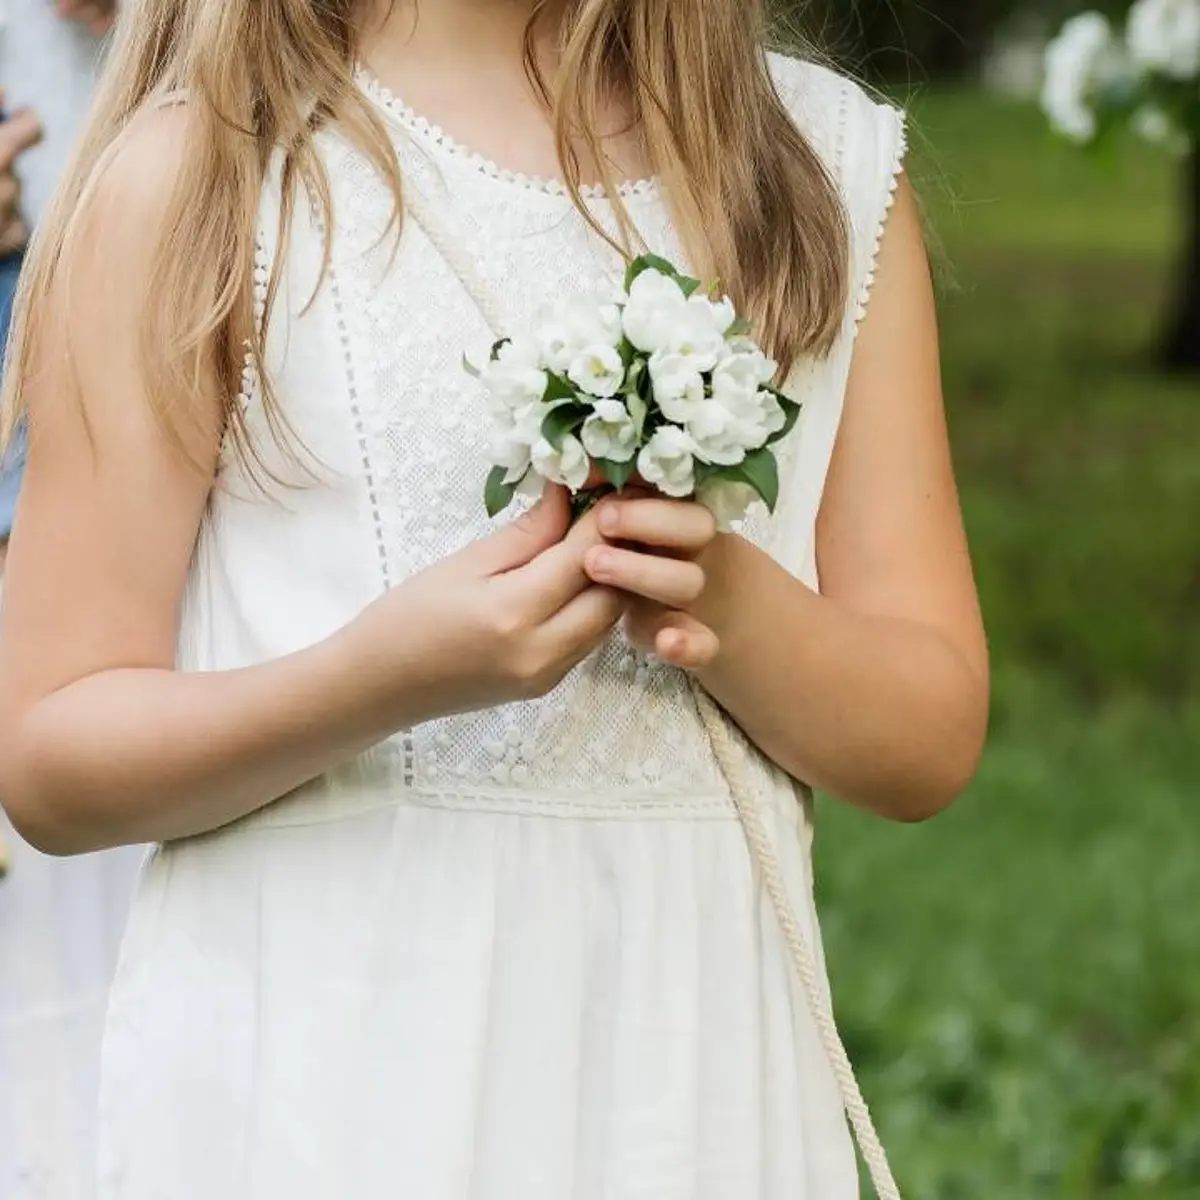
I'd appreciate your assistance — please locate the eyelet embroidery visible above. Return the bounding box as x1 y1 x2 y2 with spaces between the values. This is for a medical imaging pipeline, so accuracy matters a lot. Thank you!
355 67 660 203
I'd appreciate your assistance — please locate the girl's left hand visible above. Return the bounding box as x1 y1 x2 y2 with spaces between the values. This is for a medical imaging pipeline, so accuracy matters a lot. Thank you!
584 495 723 670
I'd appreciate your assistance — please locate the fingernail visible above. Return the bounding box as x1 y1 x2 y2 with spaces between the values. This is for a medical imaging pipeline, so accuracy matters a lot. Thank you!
590 548 613 574
598 506 619 535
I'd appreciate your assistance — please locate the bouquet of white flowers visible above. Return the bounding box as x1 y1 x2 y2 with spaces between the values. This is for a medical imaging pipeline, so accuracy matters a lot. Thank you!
1044 0 1200 148
466 255 799 530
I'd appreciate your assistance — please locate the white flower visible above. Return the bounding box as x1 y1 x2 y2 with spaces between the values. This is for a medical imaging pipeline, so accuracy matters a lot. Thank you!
538 296 624 374
488 429 534 484
686 401 748 466
567 343 626 398
755 390 788 440
637 425 696 498
698 294 737 336
482 337 548 410
711 347 777 407
669 300 727 374
581 399 638 463
486 390 550 481
1042 13 1123 143
621 269 690 354
532 434 590 492
648 351 707 424
1128 0 1200 80
696 478 759 532
688 388 786 465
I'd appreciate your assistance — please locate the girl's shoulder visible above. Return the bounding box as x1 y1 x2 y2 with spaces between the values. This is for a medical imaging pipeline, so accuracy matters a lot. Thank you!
764 52 906 194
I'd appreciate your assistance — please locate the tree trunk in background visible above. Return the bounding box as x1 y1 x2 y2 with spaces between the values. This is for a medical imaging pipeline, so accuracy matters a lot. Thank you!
1162 142 1200 372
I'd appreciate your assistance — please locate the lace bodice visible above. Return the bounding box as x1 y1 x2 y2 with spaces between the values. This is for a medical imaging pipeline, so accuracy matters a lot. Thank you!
183 54 906 815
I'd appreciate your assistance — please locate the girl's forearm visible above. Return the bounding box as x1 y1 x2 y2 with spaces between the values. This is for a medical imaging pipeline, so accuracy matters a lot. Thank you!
2 618 413 855
697 536 988 821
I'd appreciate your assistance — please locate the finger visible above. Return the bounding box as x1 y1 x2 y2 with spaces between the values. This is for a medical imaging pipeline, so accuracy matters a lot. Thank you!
538 584 627 671
501 504 610 621
0 218 28 258
470 486 570 577
0 109 44 167
58 0 113 33
596 496 717 557
626 607 720 670
0 173 19 213
583 544 705 609
82 2 116 34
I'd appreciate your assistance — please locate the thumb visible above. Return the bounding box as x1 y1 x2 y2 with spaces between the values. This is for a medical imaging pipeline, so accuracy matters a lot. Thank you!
470 484 570 577
0 109 44 169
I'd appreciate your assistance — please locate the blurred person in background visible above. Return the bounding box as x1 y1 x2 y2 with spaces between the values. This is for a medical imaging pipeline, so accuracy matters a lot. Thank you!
0 100 40 576
1 4 144 1200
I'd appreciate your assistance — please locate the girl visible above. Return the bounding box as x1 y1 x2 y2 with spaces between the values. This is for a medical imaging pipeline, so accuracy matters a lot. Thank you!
0 0 988 1196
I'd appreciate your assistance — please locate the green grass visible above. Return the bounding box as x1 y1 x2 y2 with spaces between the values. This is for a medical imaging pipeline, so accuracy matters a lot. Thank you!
815 90 1200 1197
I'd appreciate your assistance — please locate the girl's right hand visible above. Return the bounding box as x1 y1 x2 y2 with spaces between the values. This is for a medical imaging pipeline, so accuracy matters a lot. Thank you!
349 486 626 724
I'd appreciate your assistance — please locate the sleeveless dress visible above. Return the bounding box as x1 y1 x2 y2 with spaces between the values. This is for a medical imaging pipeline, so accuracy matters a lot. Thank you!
96 55 906 1199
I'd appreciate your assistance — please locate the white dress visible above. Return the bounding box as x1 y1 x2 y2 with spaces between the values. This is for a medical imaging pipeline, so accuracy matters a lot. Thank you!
96 55 905 1199
0 12 145 1200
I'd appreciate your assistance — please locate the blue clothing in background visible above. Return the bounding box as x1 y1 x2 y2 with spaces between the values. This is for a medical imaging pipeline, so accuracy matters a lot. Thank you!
0 250 26 540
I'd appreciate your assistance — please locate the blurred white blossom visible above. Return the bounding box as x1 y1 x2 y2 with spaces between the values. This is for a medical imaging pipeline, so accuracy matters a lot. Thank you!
1127 0 1200 80
1042 13 1124 143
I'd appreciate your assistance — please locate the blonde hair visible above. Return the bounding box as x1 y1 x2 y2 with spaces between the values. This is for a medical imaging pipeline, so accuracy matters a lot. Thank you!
0 0 849 471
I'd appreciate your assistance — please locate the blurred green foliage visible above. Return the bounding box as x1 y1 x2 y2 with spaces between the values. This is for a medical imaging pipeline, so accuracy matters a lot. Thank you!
774 0 1134 78
816 88 1200 1196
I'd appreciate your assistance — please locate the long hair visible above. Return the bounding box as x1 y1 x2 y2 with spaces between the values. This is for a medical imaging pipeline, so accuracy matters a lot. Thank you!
0 0 849 471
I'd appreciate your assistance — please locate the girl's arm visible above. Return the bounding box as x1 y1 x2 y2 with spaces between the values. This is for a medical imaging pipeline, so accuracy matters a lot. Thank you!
0 108 624 855
587 179 989 822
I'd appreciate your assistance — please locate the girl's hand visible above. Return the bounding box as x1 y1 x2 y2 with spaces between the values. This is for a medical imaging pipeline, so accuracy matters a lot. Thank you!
350 486 628 723
0 100 41 256
55 0 118 35
583 495 723 671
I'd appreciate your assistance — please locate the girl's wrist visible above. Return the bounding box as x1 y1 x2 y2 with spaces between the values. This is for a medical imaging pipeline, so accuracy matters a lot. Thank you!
698 532 751 649
324 600 431 742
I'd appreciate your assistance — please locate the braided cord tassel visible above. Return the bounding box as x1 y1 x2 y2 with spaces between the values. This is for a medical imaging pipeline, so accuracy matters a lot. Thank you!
691 682 901 1199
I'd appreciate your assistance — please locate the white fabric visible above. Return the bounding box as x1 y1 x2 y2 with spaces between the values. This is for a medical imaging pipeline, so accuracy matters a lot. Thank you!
0 16 144 1200
97 55 905 1199
0 814 144 1200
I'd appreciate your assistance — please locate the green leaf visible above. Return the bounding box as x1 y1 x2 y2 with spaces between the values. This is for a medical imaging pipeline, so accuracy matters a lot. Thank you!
624 253 684 293
626 390 649 440
725 446 780 513
601 457 636 492
543 372 577 404
766 392 803 446
462 353 482 379
727 317 753 337
678 275 703 298
490 338 511 362
485 465 520 518
541 403 587 451
623 357 645 396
